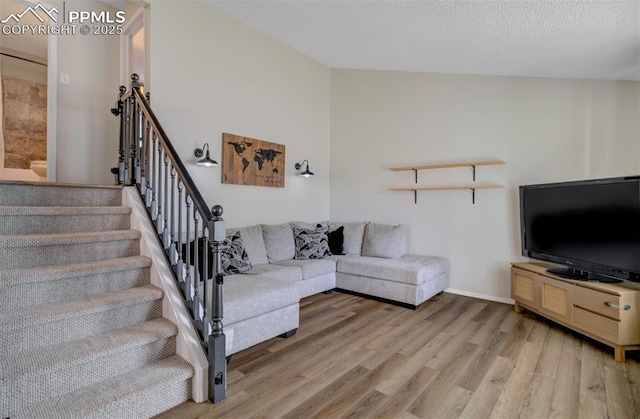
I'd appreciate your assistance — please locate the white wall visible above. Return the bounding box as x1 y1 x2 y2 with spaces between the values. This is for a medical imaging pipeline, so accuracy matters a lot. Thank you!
330 69 640 301
55 0 120 185
148 1 330 228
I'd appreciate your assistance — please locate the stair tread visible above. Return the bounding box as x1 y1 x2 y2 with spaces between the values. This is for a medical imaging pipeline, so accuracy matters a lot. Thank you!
0 205 131 216
0 229 141 247
1 318 178 381
0 180 122 190
0 284 163 329
15 355 193 419
0 182 123 207
0 255 151 286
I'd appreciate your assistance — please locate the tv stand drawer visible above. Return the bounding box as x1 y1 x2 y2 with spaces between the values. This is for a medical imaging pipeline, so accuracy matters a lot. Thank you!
574 287 621 320
573 306 620 343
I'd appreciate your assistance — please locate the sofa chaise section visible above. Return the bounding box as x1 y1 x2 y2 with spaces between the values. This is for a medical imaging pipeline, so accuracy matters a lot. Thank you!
336 254 449 308
222 275 299 355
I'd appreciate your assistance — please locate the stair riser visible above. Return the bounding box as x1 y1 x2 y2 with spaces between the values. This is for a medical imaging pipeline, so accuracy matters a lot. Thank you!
0 299 162 356
0 184 122 207
0 239 140 269
1 267 151 310
2 336 177 417
86 378 192 419
14 378 192 419
0 214 131 235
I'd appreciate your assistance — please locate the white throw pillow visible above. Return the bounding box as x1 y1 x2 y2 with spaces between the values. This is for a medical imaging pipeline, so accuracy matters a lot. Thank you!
229 224 268 266
261 223 295 262
362 223 408 259
330 222 368 255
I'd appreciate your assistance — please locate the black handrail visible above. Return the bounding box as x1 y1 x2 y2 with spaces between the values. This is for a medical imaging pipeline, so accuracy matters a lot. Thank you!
110 74 226 404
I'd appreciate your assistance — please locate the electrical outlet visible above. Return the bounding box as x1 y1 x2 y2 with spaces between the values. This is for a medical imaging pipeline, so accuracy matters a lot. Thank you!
60 73 70 85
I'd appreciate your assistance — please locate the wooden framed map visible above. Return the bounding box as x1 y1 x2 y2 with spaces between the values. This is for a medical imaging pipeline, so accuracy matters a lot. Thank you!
221 133 285 188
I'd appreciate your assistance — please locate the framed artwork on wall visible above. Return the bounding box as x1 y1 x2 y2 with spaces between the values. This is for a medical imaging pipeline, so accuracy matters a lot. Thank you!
221 133 285 188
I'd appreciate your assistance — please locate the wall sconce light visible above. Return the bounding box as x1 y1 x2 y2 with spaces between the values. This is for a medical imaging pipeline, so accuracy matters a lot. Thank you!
295 159 314 177
194 143 218 167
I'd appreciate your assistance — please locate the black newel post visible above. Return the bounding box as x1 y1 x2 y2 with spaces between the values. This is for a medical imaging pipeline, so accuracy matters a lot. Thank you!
110 85 127 184
129 74 141 186
208 204 226 403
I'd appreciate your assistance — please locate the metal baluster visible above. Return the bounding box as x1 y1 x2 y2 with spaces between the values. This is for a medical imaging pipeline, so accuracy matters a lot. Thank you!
176 181 185 279
135 111 144 186
140 118 149 196
163 156 170 248
193 213 204 336
146 122 152 195
149 132 157 211
184 196 193 308
208 205 226 403
154 143 162 223
169 168 177 264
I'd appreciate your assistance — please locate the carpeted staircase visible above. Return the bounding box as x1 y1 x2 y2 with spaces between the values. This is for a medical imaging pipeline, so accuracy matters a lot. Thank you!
0 181 194 419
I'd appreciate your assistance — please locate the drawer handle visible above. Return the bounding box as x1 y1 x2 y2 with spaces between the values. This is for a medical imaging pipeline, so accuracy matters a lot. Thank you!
604 301 631 310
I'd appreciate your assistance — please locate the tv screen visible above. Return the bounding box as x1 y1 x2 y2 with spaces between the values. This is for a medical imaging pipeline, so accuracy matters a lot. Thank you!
520 176 640 282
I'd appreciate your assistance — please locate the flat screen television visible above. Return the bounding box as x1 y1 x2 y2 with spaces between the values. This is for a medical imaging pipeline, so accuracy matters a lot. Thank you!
519 176 640 283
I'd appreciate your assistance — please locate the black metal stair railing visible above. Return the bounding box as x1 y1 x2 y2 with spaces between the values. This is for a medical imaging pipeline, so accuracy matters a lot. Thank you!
110 74 226 403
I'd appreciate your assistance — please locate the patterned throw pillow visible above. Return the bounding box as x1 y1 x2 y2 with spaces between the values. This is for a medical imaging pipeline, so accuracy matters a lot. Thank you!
294 225 331 259
222 231 252 275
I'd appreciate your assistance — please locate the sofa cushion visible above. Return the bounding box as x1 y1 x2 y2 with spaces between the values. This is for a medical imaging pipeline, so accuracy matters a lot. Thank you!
222 231 251 275
262 223 295 262
293 225 331 259
230 224 268 266
362 223 408 259
274 258 337 280
243 263 302 283
325 254 361 262
337 255 447 286
330 222 367 255
223 275 299 325
328 226 344 255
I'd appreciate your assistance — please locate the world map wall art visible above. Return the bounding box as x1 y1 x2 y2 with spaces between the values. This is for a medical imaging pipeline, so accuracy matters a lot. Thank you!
221 133 285 188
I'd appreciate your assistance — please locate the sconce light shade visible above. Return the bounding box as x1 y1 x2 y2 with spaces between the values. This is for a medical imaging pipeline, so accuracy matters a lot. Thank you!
194 143 218 167
295 159 314 177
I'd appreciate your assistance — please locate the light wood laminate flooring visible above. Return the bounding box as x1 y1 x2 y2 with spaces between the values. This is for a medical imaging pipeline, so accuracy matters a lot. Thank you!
156 291 640 418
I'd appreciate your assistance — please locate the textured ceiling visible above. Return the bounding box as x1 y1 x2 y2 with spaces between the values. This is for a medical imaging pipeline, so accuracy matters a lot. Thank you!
213 0 640 81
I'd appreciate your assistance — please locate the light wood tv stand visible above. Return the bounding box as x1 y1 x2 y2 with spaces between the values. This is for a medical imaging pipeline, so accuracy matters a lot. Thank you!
511 262 640 362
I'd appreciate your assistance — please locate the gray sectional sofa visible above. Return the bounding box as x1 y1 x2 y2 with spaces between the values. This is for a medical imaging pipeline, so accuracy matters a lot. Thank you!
211 221 448 356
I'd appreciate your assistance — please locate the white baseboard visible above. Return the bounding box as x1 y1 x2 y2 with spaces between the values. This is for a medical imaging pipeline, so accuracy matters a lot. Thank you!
445 288 515 305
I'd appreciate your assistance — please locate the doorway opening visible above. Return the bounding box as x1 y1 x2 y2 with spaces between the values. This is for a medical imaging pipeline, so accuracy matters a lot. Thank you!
121 6 146 91
0 0 54 182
